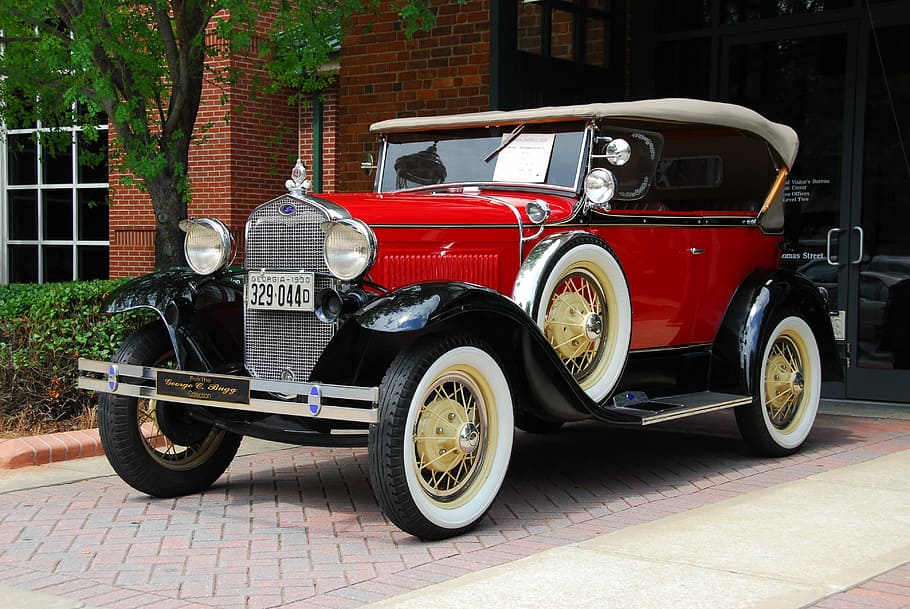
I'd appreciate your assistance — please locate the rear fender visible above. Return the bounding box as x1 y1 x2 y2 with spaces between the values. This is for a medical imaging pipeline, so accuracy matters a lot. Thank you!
104 270 244 371
711 269 843 395
310 282 600 422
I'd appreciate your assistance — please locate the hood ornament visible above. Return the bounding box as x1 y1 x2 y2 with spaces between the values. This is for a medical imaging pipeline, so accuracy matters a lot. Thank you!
285 159 312 196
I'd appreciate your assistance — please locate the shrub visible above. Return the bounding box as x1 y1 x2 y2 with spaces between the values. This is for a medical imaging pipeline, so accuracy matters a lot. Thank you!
0 280 151 431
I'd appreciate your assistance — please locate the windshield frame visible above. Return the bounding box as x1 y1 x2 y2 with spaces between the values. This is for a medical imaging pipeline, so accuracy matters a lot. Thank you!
374 122 593 195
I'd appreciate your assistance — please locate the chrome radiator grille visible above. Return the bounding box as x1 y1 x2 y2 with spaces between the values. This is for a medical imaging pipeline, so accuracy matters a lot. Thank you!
244 196 335 383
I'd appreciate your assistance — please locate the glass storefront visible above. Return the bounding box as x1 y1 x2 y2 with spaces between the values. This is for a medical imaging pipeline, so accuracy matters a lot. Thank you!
638 0 910 402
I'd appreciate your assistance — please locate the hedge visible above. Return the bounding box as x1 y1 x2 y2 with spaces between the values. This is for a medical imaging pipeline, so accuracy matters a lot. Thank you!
0 280 151 429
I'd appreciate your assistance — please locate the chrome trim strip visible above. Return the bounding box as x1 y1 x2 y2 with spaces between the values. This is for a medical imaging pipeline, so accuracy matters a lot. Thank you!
638 397 751 425
78 358 379 425
481 194 525 262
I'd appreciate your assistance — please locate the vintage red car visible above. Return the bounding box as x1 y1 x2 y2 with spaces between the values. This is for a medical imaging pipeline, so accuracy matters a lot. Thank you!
79 99 842 539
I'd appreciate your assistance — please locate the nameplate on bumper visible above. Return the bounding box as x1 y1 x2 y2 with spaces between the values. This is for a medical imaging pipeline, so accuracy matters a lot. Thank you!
157 370 250 405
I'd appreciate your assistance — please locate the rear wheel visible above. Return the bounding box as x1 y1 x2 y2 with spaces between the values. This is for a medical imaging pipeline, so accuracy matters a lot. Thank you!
98 323 242 497
369 336 513 539
735 314 821 456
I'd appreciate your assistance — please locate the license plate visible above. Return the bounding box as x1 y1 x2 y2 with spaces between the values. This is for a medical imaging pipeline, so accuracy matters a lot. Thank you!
247 271 315 311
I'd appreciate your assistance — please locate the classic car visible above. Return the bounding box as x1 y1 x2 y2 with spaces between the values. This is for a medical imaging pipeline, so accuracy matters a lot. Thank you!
78 98 842 540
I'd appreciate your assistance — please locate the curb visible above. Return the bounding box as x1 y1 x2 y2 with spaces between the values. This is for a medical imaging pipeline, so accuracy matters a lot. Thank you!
0 429 103 470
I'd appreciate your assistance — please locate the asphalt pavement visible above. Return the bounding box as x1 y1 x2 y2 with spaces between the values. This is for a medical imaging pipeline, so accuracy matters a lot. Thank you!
0 399 908 609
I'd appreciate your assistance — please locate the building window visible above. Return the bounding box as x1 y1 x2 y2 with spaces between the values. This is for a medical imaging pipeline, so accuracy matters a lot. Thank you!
2 123 109 283
517 0 612 67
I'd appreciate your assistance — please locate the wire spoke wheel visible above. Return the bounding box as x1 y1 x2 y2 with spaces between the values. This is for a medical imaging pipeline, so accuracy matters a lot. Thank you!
137 398 227 472
544 269 606 381
98 323 242 497
764 334 807 431
735 314 821 457
531 239 631 403
413 371 489 502
369 337 513 539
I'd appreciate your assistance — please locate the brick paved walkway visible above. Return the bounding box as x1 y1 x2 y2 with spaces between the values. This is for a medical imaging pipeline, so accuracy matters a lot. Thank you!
1 411 908 609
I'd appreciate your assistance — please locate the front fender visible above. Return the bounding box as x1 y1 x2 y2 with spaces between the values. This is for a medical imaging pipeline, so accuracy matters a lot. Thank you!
711 269 843 395
104 270 244 370
309 282 605 422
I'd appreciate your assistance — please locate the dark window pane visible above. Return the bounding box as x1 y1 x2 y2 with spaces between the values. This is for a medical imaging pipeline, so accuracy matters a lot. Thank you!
518 1 543 55
42 144 74 184
78 246 109 280
551 9 575 61
77 130 109 183
42 245 72 282
859 23 910 370
723 0 853 23
585 17 606 67
8 134 37 185
654 38 711 98
42 190 73 240
8 245 38 283
8 190 38 239
78 189 110 240
656 0 712 33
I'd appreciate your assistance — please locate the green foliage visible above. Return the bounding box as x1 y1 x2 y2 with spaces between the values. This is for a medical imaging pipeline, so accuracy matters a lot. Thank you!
0 280 151 427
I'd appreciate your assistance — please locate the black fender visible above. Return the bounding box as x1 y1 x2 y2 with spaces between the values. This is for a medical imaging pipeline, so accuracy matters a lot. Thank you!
310 281 610 423
710 268 843 395
104 270 244 371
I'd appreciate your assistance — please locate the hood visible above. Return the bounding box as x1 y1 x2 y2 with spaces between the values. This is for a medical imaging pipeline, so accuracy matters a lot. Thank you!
314 190 579 227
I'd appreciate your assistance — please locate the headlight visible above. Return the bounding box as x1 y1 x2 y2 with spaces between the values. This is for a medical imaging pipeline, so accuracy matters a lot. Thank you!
584 168 618 206
179 218 234 275
323 219 377 281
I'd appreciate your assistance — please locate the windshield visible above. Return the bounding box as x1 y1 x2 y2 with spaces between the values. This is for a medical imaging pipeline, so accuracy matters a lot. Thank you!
377 123 588 192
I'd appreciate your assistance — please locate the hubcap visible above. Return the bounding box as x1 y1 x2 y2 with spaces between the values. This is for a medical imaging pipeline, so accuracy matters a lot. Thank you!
413 372 488 500
544 270 606 380
764 334 806 430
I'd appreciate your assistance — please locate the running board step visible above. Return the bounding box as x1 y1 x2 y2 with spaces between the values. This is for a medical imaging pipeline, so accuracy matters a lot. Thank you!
604 391 752 425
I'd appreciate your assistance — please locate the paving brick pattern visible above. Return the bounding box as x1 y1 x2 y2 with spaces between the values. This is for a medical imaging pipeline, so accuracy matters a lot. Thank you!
1 412 909 609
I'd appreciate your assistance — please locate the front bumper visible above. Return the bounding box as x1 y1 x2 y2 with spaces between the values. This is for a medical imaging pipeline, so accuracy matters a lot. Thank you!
77 358 379 425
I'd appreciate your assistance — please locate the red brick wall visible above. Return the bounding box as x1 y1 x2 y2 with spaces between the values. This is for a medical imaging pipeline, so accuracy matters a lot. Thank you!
337 1 491 192
109 11 339 277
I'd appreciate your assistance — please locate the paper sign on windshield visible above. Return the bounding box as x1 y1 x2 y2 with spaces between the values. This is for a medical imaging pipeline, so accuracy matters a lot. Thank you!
492 133 555 183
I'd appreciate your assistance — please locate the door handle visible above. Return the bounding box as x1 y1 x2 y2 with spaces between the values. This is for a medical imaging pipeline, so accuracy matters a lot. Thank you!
851 226 864 265
689 247 705 255
826 228 843 265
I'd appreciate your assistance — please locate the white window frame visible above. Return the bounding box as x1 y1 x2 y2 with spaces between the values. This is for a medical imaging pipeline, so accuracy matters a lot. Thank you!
1 121 110 284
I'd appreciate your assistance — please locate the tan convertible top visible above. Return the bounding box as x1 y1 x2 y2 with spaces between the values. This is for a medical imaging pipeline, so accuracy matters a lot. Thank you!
370 98 799 167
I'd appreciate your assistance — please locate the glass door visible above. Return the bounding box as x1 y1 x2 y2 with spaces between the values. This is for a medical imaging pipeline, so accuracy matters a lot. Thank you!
722 24 856 398
848 20 910 400
722 15 910 402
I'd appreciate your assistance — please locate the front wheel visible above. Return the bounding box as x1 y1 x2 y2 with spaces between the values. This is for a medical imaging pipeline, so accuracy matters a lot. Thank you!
735 314 822 456
98 322 242 497
369 336 514 539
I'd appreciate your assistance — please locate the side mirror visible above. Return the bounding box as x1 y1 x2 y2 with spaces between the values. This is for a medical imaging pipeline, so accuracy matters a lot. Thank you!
361 153 377 175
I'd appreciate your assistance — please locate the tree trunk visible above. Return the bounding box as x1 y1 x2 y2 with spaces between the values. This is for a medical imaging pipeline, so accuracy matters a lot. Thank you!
147 172 188 270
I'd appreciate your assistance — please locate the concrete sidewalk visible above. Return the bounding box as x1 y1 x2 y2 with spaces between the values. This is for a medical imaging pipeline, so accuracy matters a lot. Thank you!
361 449 910 609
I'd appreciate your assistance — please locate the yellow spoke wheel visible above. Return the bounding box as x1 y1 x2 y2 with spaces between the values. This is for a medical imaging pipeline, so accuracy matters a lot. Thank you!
735 314 821 457
369 338 513 540
98 323 242 498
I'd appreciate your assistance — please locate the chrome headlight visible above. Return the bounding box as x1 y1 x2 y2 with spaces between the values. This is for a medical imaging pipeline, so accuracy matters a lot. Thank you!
179 218 234 275
323 219 377 281
584 168 618 206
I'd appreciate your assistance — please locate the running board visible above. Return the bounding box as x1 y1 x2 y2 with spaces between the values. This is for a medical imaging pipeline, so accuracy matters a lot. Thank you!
603 391 752 426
